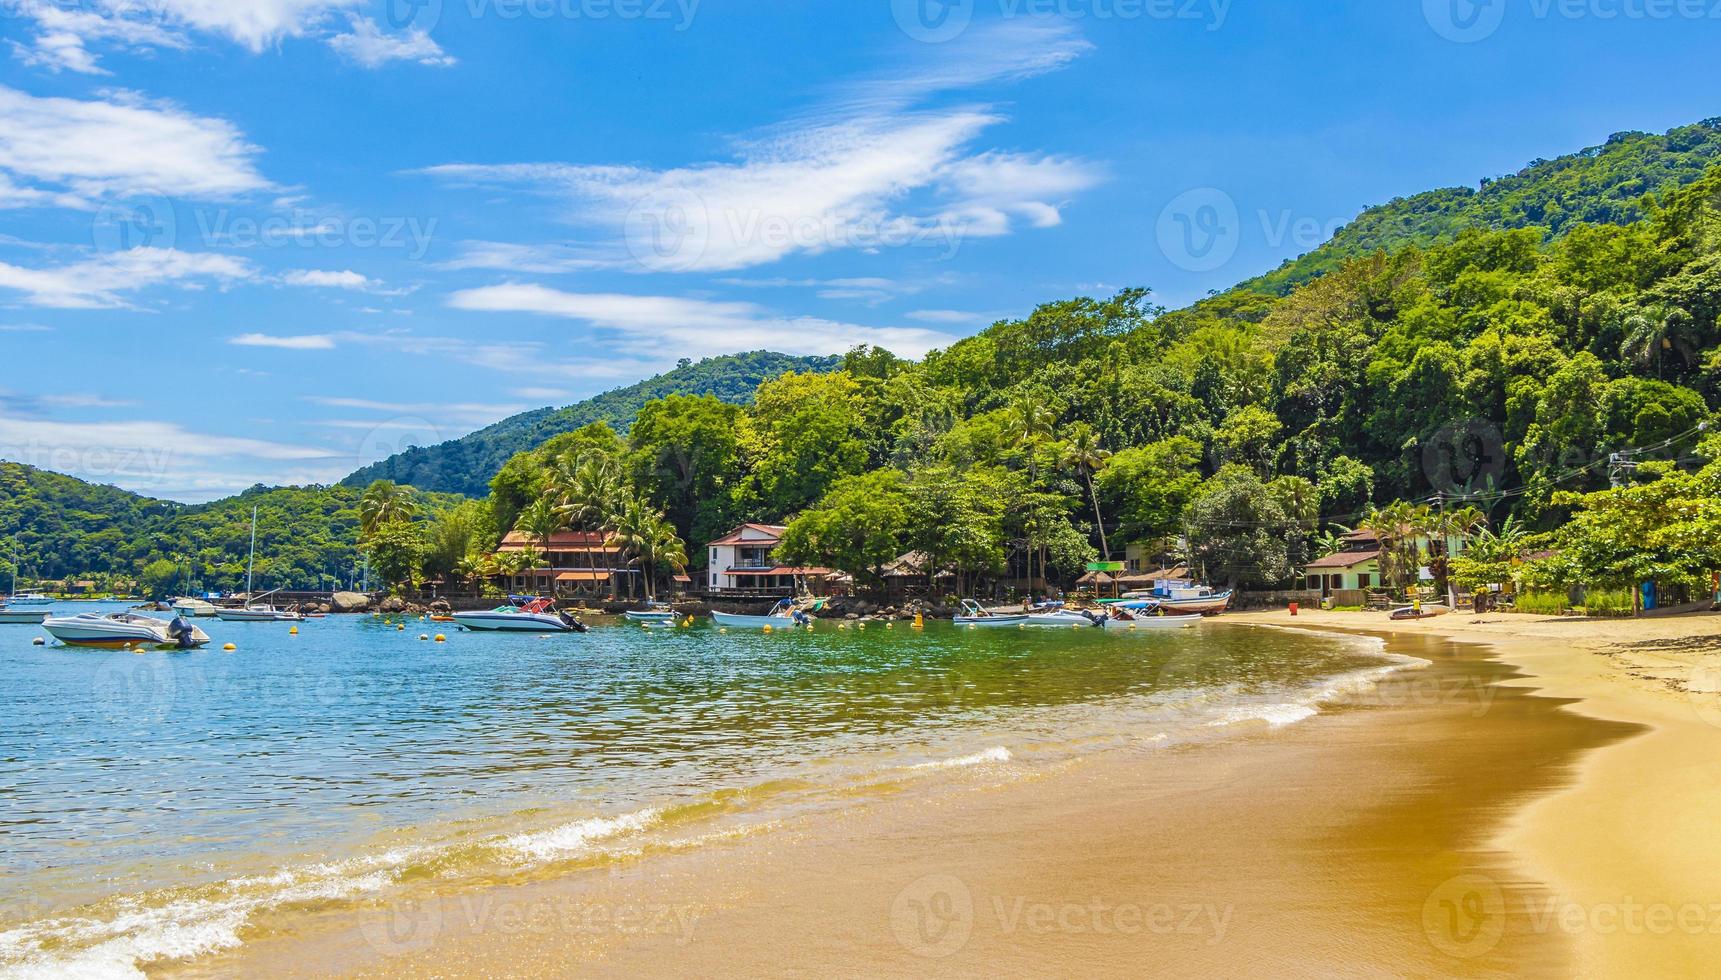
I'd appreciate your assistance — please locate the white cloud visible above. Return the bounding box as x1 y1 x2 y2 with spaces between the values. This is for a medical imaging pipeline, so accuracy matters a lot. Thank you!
282 268 373 289
9 0 376 75
0 86 270 201
447 283 956 358
229 332 336 350
419 21 1100 273
513 387 571 401
303 395 526 425
37 393 138 409
0 247 252 308
326 16 455 68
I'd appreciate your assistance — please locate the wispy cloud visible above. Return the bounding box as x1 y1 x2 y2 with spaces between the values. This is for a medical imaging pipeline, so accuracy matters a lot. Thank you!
281 268 375 290
229 332 336 350
327 16 455 68
0 247 252 309
419 20 1100 273
446 284 956 358
906 308 990 325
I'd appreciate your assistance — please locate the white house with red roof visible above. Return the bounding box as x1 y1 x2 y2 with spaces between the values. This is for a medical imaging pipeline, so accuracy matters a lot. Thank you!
704 523 834 594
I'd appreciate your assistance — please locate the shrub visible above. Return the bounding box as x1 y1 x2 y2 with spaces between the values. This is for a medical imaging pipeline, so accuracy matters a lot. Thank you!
1580 589 1636 618
1512 591 1570 615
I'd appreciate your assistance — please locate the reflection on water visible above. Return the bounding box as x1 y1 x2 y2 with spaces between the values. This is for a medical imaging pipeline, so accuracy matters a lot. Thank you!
0 604 1400 975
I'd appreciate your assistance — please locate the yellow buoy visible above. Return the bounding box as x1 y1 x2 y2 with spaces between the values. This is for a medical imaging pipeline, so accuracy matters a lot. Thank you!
719 627 728 634
885 622 894 629
763 624 773 633
434 634 446 642
222 643 236 651
913 613 925 629
857 622 866 630
289 626 298 635
396 624 405 632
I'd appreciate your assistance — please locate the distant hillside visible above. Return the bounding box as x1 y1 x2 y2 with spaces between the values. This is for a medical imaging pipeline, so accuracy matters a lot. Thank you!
1242 118 1721 294
341 351 841 496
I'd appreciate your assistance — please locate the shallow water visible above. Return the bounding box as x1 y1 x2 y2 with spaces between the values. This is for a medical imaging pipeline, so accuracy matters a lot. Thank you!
0 602 1407 977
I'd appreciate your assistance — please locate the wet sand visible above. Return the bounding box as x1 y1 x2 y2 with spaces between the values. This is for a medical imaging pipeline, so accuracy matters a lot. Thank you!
163 626 1647 977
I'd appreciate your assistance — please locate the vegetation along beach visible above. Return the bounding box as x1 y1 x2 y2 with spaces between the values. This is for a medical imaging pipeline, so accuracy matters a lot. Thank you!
4 4 1721 977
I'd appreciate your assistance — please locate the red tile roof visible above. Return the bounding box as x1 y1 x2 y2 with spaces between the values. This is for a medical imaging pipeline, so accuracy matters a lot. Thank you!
1305 549 1382 570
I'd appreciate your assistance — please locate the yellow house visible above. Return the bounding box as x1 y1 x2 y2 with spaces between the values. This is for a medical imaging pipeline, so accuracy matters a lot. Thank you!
1303 529 1461 597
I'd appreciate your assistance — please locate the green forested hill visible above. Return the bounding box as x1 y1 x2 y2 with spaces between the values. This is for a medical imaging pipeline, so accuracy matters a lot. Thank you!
340 351 841 496
0 468 462 593
1242 119 1721 294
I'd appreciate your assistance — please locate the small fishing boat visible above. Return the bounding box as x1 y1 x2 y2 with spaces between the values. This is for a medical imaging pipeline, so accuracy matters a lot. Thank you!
0 606 48 625
1389 602 1451 621
43 612 210 649
453 597 586 633
623 602 676 623
711 598 811 629
1126 579 1233 615
953 599 1029 627
171 597 219 617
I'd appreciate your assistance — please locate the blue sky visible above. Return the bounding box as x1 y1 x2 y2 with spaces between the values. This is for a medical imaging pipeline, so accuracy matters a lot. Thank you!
0 0 1716 501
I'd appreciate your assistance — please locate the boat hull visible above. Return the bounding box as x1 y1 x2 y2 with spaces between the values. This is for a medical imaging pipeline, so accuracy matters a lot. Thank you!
5 595 53 606
452 611 574 633
43 614 210 649
1100 614 1203 630
623 610 675 622
1023 612 1099 627
215 607 303 622
0 609 49 625
711 611 803 629
1157 592 1233 615
954 615 1029 627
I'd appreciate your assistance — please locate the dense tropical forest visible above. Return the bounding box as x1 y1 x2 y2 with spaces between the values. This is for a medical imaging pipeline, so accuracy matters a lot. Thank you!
341 351 841 496
9 120 1721 602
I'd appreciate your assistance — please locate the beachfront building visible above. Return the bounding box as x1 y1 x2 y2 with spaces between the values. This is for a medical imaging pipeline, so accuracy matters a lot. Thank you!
1303 530 1465 598
704 523 834 595
496 530 636 597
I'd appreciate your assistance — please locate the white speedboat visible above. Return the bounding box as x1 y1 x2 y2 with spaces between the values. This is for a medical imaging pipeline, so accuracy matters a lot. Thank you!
711 598 811 629
1020 602 1101 627
43 612 210 649
215 602 304 622
0 606 48 625
953 599 1028 627
1100 611 1202 630
5 592 53 606
171 597 219 617
454 597 586 633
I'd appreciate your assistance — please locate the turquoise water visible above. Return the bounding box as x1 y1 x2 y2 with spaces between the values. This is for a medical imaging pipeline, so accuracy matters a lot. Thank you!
0 601 1406 976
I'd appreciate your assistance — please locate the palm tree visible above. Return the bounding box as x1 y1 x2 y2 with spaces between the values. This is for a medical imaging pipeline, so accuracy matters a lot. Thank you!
1620 306 1699 379
1060 423 1113 560
1360 501 1428 594
607 496 686 600
359 480 416 537
552 453 624 586
516 498 563 555
1009 397 1059 480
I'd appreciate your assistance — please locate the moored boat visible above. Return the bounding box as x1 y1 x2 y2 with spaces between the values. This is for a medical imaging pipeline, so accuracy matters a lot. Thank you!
215 601 305 623
171 597 219 617
0 606 48 625
1021 602 1101 627
1127 579 1233 615
453 597 586 633
1100 610 1202 630
623 603 676 623
4 592 52 606
953 598 1029 627
711 598 811 629
43 612 210 649
1390 602 1451 621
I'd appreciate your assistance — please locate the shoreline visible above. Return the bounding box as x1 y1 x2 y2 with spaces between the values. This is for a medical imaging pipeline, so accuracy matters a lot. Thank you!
1228 607 1721 975
150 620 1652 977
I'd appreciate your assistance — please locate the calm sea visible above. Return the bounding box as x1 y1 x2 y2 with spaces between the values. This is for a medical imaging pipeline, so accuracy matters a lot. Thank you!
0 601 1413 977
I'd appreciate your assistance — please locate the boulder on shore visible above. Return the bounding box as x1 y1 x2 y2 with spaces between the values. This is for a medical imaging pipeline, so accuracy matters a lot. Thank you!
379 596 408 614
331 591 371 614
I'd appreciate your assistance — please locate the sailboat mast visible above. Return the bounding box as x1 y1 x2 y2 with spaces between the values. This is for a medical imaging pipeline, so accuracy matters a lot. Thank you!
246 505 258 596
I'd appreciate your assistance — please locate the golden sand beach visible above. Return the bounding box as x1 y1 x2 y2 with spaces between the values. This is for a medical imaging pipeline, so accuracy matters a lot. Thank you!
155 611 1721 978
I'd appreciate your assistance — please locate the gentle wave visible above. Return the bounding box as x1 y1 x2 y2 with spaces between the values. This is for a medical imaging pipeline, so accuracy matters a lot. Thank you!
908 746 1013 770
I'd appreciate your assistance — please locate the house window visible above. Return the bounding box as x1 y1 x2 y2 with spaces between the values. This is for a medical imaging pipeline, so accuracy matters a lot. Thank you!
1356 573 1371 588
1305 575 1319 589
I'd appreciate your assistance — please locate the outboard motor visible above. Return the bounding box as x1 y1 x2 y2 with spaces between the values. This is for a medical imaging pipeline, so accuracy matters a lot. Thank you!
168 614 195 649
559 610 589 633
